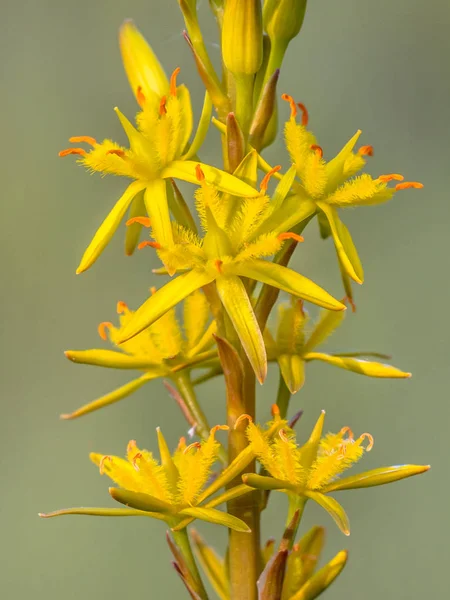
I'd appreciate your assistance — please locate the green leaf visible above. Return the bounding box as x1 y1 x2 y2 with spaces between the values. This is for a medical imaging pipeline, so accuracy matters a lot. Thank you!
216 275 267 383
117 270 215 343
303 352 411 378
178 507 251 532
191 530 229 600
60 373 156 420
64 349 162 370
109 487 174 514
304 491 350 536
76 180 145 274
288 550 348 600
233 260 346 312
323 464 430 493
278 354 306 394
144 178 174 248
125 190 146 256
303 309 345 354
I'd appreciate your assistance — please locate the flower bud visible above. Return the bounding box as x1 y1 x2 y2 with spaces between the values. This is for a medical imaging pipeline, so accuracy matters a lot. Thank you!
222 0 263 75
263 0 308 46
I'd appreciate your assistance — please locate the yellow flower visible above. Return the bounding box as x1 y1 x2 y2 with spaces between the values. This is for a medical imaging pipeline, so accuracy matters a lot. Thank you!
61 290 216 420
265 297 411 393
243 411 429 535
59 23 256 274
116 158 346 383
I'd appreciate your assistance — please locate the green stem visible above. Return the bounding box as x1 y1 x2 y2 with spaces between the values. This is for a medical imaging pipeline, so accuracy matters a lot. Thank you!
286 495 307 550
276 373 292 420
172 528 208 599
234 74 255 141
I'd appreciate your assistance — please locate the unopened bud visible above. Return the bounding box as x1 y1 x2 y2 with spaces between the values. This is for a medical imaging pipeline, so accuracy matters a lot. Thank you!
222 0 263 75
263 0 308 46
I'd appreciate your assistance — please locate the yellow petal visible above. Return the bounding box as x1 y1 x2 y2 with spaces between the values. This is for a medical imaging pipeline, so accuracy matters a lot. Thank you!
125 191 146 256
303 309 345 353
323 464 430 492
64 349 162 370
178 507 251 532
325 130 362 192
304 352 411 378
278 354 306 394
289 550 348 600
144 178 174 248
304 491 350 535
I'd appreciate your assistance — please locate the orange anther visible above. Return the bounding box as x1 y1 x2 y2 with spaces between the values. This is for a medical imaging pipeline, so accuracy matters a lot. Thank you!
359 432 374 451
126 216 151 228
127 439 138 454
178 436 187 450
278 232 304 243
260 165 282 193
395 181 423 191
340 426 354 440
358 145 374 157
271 404 280 417
132 452 143 471
106 149 126 158
210 424 229 435
58 148 86 157
195 164 205 182
310 144 323 157
170 67 181 96
214 259 223 274
138 241 161 250
297 102 309 126
159 96 167 115
281 93 297 119
116 301 129 314
234 414 253 429
136 86 146 108
343 296 357 313
378 173 404 183
150 286 157 295
69 136 97 147
99 455 112 475
183 441 202 454
278 429 290 442
97 321 113 340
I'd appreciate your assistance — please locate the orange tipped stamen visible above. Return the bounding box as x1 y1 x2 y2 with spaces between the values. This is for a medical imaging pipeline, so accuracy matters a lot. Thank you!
343 296 357 313
278 232 304 243
159 96 167 115
170 67 181 96
127 440 138 454
178 436 187 450
132 452 143 471
395 181 423 191
271 404 280 417
378 173 404 183
359 433 374 451
69 136 97 147
260 165 282 192
210 424 229 435
358 145 374 157
183 441 202 454
297 102 309 126
278 429 290 443
310 144 323 157
99 455 112 475
136 86 146 108
340 426 354 441
116 301 129 314
106 149 126 158
59 148 86 157
150 286 157 295
126 216 151 228
98 321 113 340
195 164 205 182
214 259 223 274
281 93 297 119
138 241 161 250
234 414 253 429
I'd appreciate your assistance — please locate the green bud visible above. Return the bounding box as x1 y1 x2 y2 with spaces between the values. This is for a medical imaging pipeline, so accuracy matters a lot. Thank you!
263 0 308 46
222 0 263 75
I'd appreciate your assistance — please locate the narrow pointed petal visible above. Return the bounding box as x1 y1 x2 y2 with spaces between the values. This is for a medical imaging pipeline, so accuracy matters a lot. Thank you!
289 550 348 600
299 411 326 470
303 309 345 354
190 530 229 600
318 202 364 284
125 190 146 255
278 354 306 394
76 181 145 274
216 275 267 383
182 91 213 161
271 165 297 212
39 507 154 518
64 349 162 370
60 373 156 420
117 270 215 343
144 178 174 248
253 194 316 238
304 352 411 378
325 129 362 190
242 473 297 492
305 491 350 535
323 464 430 493
161 161 258 197
178 507 251 532
109 487 174 514
233 260 345 312
156 427 180 490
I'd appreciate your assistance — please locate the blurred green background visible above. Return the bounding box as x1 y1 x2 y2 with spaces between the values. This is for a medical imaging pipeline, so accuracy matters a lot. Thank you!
2 0 448 598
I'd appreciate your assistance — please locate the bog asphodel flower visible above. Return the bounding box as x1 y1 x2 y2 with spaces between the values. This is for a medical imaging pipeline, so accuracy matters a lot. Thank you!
266 297 411 393
242 411 429 535
115 159 346 383
59 21 256 274
61 289 216 419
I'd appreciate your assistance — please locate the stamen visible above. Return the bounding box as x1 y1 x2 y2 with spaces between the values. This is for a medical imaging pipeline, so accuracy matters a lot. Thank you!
150 286 157 295
378 173 404 183
359 433 374 451
278 429 290 443
99 455 112 475
234 414 253 429
126 216 152 228
195 164 205 182
278 232 304 243
297 102 309 126
271 404 280 418
97 321 113 340
58 148 86 157
281 93 297 119
106 149 126 158
343 296 357 313
340 426 354 440
136 86 146 108
260 165 282 193
296 299 305 316
395 181 423 191
127 440 137 454
170 67 181 96
116 301 129 314
69 136 97 147
358 145 374 157
214 259 223 274
178 436 187 450
159 96 167 115
310 144 323 157
138 241 162 250
183 441 202 454
132 452 143 471
210 424 229 435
